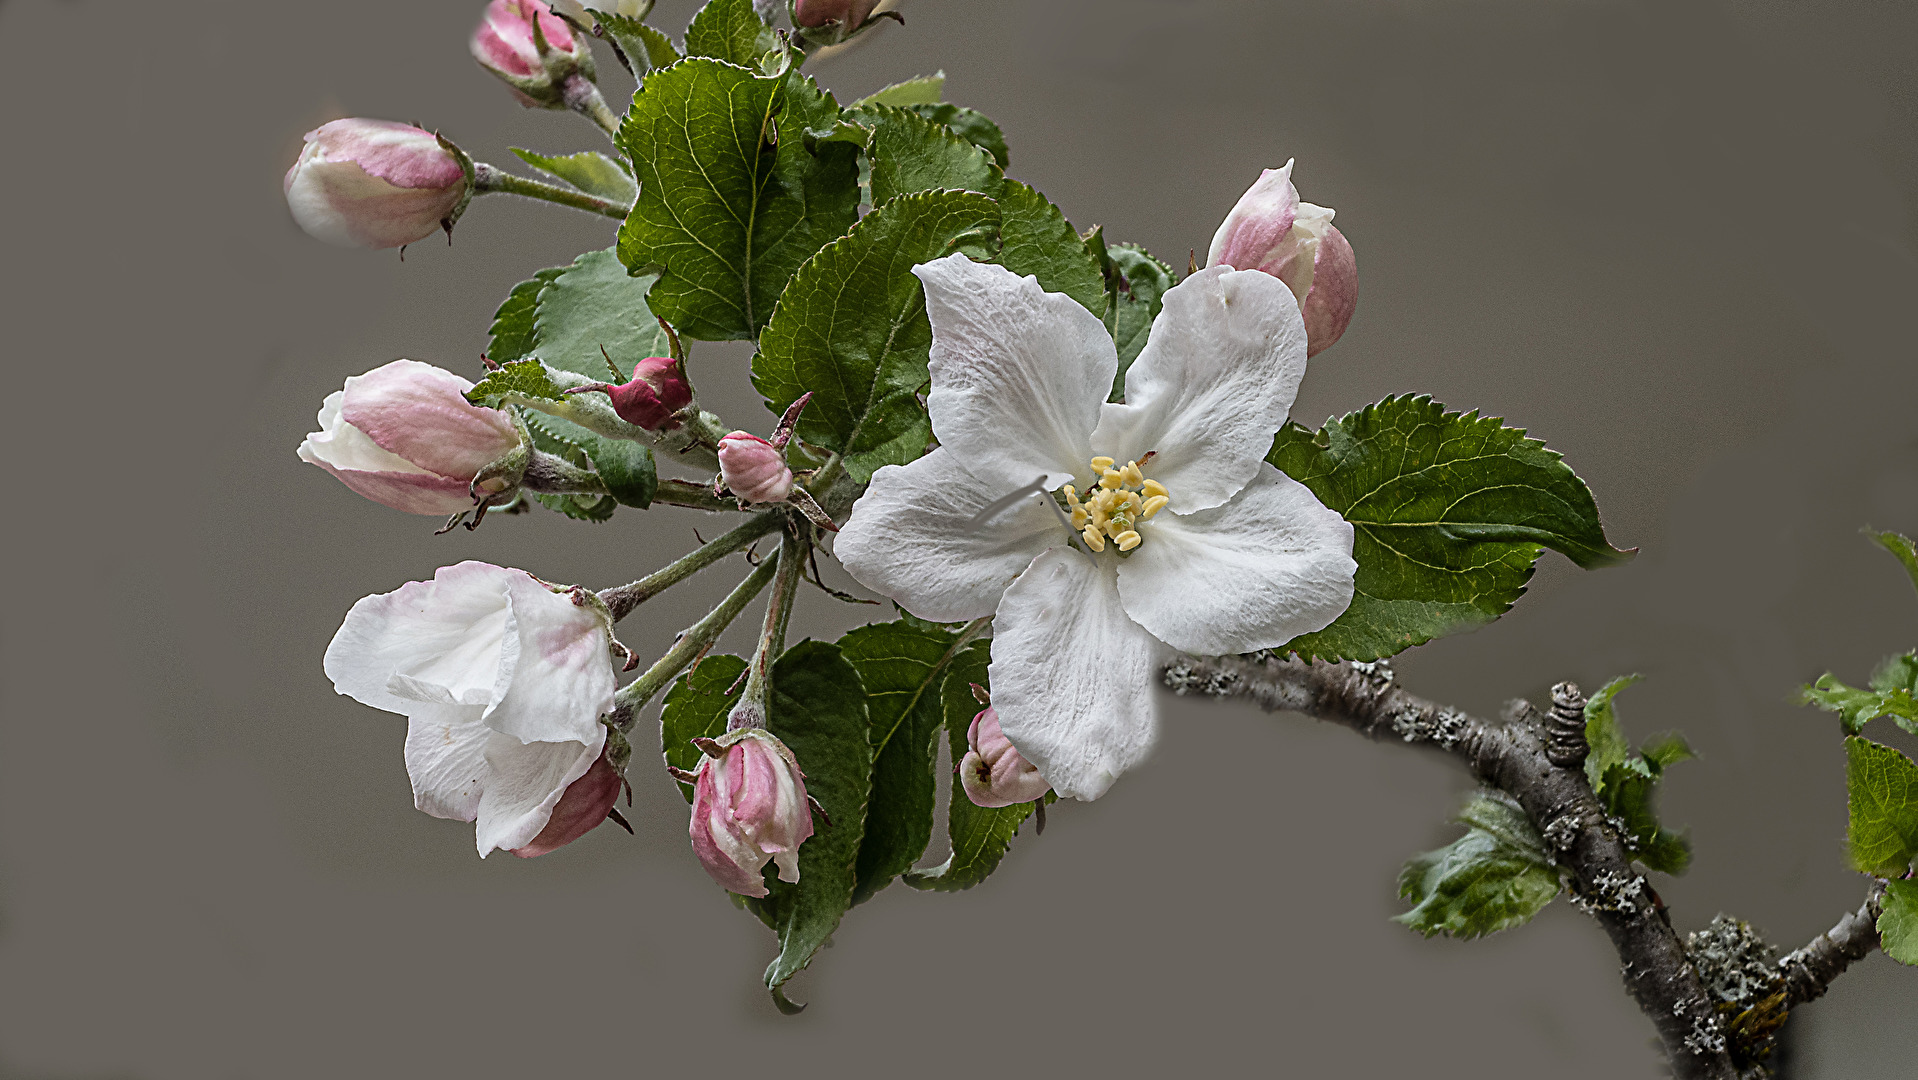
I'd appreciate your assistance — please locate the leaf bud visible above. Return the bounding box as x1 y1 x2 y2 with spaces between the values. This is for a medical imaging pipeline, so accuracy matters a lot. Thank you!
717 432 795 504
298 359 526 515
471 0 597 109
687 729 816 897
1207 160 1359 357
960 707 1051 808
565 355 694 430
283 120 471 249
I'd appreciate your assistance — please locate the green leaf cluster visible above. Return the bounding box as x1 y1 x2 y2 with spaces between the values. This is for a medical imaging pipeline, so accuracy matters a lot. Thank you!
1269 396 1633 662
1396 790 1560 939
1798 530 1918 736
655 618 1021 1002
1844 736 1918 878
1581 675 1694 875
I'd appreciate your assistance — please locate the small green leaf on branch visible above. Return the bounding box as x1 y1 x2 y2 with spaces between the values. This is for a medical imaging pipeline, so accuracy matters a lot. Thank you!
852 73 946 108
468 360 569 408
682 0 779 67
1844 736 1918 877
1799 674 1918 736
855 103 1000 207
487 268 567 364
994 179 1107 317
1877 878 1918 965
1395 789 1561 939
531 247 673 380
661 654 750 802
508 148 638 205
906 103 1009 168
1583 674 1643 790
1868 529 1918 601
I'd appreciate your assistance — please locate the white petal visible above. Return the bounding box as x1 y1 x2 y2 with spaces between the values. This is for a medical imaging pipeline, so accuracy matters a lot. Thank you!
833 448 1060 622
297 391 436 477
987 549 1165 800
323 562 515 714
481 572 616 745
1091 266 1308 512
1117 464 1355 655
472 729 605 857
401 702 491 822
914 254 1112 491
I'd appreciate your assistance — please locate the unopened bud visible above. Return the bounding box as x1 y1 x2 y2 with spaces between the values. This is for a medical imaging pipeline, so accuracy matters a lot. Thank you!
298 359 524 515
471 0 596 109
793 0 878 28
283 120 470 249
688 729 815 897
511 747 624 857
1207 160 1358 357
718 432 794 504
567 355 693 430
960 708 1050 808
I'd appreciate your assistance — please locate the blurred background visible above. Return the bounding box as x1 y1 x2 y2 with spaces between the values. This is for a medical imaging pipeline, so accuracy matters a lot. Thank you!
3 0 1917 1076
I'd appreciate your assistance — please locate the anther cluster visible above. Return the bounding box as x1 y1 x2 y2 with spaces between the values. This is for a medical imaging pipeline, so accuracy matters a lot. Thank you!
1063 456 1168 553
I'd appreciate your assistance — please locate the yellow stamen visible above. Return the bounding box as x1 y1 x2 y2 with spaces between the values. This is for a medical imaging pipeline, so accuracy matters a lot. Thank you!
1141 479 1167 499
1059 454 1173 555
1140 495 1169 519
1070 507 1089 529
1120 461 1144 486
1099 469 1123 490
1113 530 1142 552
1081 525 1106 552
1089 456 1114 471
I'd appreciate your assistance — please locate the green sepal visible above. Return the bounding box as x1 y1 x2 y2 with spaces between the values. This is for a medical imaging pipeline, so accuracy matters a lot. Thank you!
903 639 1040 892
906 103 1009 169
739 641 873 997
1395 789 1561 939
487 268 567 364
839 619 980 904
1877 878 1918 965
752 189 1000 482
617 58 860 340
508 147 637 205
1844 736 1918 878
852 73 945 108
660 655 749 802
682 0 779 68
1269 396 1634 662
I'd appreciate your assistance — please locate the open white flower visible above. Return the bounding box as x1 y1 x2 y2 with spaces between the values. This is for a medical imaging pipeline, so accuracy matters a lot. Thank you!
834 255 1357 800
323 562 618 855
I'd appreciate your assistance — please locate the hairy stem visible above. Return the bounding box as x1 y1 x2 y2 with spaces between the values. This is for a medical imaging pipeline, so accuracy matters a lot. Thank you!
729 522 806 731
1162 654 1741 1080
597 511 785 621
607 552 780 729
562 73 623 139
652 478 745 513
1780 881 1888 1007
472 161 630 219
520 449 608 495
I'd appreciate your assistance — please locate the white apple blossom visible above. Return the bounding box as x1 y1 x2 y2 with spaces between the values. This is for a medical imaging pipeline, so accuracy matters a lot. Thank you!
834 255 1357 800
323 562 619 856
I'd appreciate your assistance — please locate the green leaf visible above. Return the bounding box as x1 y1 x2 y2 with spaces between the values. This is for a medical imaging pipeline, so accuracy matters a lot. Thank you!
753 189 999 482
993 179 1107 317
1600 763 1693 875
1876 878 1918 965
856 104 1001 207
741 641 873 995
508 148 638 205
585 435 656 508
1800 674 1918 736
1104 242 1176 400
1639 731 1697 773
682 0 778 67
904 639 1039 891
907 103 1009 169
660 655 749 802
840 619 976 905
1395 790 1561 939
1871 652 1918 695
487 268 566 364
853 72 945 107
521 412 625 521
1583 674 1643 794
591 11 681 73
1269 396 1634 662
1869 529 1918 600
531 247 672 380
1845 736 1918 877
467 359 569 408
617 58 860 340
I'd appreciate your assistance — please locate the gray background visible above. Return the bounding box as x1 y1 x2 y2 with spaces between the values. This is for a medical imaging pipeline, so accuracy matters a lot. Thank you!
3 0 1916 1076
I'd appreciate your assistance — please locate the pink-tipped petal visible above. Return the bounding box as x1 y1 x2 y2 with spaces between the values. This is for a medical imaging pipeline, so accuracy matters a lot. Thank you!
1302 224 1357 357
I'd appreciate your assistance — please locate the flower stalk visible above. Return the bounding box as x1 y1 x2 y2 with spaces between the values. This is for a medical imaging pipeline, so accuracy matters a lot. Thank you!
609 551 782 728
472 161 630 219
597 510 787 621
728 522 808 731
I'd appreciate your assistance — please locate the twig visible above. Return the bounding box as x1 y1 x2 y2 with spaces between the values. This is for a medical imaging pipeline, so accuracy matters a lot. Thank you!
596 511 785 621
1780 881 1888 1007
728 520 807 731
1161 653 1741 1080
604 552 782 730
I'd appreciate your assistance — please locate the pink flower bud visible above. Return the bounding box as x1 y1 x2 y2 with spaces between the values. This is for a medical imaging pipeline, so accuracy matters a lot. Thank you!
1207 160 1359 357
283 120 469 249
960 708 1051 808
511 747 624 857
718 432 795 504
471 0 595 109
688 730 815 897
298 359 523 515
793 0 878 28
